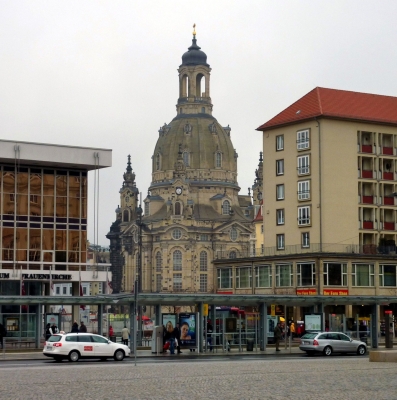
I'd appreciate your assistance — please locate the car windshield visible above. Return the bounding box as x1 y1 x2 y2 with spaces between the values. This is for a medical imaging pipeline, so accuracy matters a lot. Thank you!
301 333 318 339
47 335 62 342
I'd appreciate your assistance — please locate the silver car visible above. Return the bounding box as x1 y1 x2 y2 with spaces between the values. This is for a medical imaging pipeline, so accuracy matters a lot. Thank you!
299 332 367 356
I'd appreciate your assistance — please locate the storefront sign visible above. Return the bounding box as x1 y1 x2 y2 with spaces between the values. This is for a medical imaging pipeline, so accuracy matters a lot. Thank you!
22 274 72 280
296 288 317 295
0 273 10 278
323 289 349 296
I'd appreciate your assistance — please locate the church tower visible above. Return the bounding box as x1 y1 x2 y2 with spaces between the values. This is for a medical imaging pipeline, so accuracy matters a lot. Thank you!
108 27 253 295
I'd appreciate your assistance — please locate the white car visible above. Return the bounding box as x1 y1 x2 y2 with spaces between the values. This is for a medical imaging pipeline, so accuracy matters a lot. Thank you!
43 333 130 362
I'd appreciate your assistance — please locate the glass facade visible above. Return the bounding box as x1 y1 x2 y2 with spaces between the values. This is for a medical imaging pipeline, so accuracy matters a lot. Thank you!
0 166 87 266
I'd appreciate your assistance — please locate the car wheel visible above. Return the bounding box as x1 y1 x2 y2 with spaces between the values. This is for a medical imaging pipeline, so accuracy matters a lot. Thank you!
323 346 332 356
114 349 125 361
306 351 315 356
68 350 80 362
357 345 366 356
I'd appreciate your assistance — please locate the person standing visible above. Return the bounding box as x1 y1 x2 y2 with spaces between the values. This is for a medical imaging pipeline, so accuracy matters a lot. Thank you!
50 323 58 335
121 326 130 346
290 321 295 339
71 321 79 333
79 321 87 333
109 325 114 338
173 323 182 354
207 320 213 351
274 322 282 352
45 323 52 341
0 323 6 348
163 321 175 354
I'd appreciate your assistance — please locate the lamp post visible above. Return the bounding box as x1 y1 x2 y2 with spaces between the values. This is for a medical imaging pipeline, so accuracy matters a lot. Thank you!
136 204 143 346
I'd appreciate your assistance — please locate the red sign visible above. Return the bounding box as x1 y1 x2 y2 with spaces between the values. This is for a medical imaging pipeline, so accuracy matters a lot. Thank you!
385 310 393 314
217 291 234 295
296 289 317 295
323 289 349 296
84 346 93 351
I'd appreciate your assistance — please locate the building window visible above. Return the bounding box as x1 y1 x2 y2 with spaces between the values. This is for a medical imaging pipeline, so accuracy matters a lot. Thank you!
173 273 182 291
216 152 222 168
229 251 237 259
261 225 264 233
297 263 315 286
297 155 310 175
200 251 208 271
183 151 190 166
69 286 72 295
200 234 208 241
155 251 162 272
276 234 285 250
352 263 374 286
201 107 205 113
144 202 149 216
63 287 67 295
174 202 182 215
200 274 207 292
276 209 284 225
276 159 284 176
172 229 182 240
173 250 182 271
230 227 238 241
56 287 60 295
217 268 233 289
156 274 162 292
297 129 310 150
298 181 310 201
276 135 284 151
323 263 347 286
298 206 310 226
276 264 293 287
255 265 272 287
236 267 252 288
276 184 284 200
222 200 230 215
123 209 129 222
301 232 310 248
30 194 38 204
155 153 161 170
380 265 397 286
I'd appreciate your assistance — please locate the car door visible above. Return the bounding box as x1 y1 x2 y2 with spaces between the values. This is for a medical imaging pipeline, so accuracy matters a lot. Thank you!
338 333 354 352
77 334 95 357
91 334 112 356
327 333 341 351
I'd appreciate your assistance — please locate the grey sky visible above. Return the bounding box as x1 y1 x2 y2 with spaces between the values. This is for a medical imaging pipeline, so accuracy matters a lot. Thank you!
1 1 396 245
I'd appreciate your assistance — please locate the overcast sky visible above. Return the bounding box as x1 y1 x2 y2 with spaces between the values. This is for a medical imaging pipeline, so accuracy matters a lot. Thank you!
1 1 396 246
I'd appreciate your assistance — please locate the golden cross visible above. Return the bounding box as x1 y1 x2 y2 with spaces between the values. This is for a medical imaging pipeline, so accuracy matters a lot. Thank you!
193 23 196 36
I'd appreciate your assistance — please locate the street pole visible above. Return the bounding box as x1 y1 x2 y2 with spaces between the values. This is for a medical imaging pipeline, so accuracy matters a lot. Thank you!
134 278 138 366
137 202 143 347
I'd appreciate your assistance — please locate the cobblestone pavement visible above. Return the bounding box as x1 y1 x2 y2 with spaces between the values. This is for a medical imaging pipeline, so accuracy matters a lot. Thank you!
1 357 396 400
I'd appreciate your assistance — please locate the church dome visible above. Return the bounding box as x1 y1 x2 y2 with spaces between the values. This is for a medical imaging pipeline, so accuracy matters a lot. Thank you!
181 37 209 67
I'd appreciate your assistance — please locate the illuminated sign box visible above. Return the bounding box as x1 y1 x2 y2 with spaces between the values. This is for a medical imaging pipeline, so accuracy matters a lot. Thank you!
323 289 349 296
296 289 317 295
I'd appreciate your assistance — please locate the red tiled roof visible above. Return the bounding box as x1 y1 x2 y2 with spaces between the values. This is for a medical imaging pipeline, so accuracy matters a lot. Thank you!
253 201 263 222
256 87 397 131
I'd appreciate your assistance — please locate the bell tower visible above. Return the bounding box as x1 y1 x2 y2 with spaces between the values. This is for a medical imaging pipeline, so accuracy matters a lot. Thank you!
177 24 213 116
120 155 139 223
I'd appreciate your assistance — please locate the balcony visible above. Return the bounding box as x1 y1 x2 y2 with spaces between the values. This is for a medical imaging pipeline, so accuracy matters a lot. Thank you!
384 197 395 206
383 172 394 180
361 145 373 153
382 147 394 155
363 221 374 229
362 195 373 204
361 170 373 179
384 222 395 231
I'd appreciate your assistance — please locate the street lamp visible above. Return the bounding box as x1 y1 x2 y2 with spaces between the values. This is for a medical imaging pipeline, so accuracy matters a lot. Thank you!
135 204 143 347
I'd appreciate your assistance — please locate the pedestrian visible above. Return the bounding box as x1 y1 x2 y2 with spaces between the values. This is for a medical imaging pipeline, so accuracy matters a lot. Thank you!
50 323 58 335
206 320 213 351
71 321 79 333
274 322 282 351
109 325 114 338
0 322 6 348
121 326 129 346
174 323 182 354
290 321 295 339
45 323 52 341
79 321 87 333
163 320 175 354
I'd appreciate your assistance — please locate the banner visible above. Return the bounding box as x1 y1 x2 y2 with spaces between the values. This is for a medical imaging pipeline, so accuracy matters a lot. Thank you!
178 313 196 347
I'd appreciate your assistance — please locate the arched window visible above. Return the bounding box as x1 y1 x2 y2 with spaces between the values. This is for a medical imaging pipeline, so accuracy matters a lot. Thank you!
216 152 222 168
181 74 189 97
222 200 230 215
173 250 182 271
144 202 149 216
230 227 238 241
155 153 161 171
123 209 129 222
183 151 189 166
155 251 162 272
200 251 207 271
174 202 181 216
201 107 205 113
229 251 237 259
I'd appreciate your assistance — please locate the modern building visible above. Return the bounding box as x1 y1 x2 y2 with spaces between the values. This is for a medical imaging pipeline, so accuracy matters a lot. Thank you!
107 30 253 297
214 87 397 325
0 139 112 338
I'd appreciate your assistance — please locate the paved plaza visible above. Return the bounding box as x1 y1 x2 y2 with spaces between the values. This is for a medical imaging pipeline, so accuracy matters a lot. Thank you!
0 357 397 399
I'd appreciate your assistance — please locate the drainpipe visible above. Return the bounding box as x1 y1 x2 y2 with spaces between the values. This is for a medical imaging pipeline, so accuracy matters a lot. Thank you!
315 118 323 252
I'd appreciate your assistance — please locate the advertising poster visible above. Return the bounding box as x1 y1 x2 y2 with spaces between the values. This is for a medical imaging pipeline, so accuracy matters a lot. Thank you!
162 314 177 335
305 314 322 331
178 313 196 347
267 316 278 338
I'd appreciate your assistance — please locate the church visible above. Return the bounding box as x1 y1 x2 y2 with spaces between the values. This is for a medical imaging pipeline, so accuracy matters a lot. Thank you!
107 28 256 295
